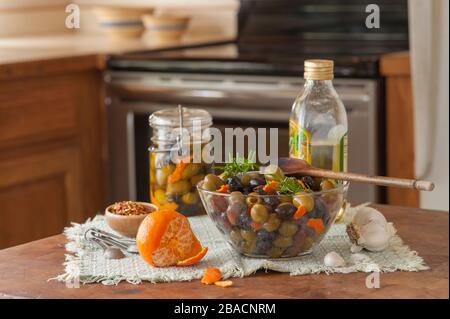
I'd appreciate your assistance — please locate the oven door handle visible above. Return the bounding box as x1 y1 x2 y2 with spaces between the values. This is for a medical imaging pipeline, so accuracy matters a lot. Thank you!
111 83 294 104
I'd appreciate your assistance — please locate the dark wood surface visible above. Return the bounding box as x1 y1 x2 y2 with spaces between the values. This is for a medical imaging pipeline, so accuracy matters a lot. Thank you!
0 205 447 299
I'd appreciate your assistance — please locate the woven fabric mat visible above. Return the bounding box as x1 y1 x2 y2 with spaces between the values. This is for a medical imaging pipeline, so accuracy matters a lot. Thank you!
53 205 429 285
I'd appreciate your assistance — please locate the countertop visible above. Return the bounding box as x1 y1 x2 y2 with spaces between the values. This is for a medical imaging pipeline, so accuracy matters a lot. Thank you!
0 204 448 299
0 34 233 65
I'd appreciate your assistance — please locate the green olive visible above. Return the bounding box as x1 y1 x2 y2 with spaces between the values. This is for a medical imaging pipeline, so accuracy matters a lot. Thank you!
230 229 242 244
166 180 191 195
320 179 336 191
182 192 199 205
155 164 175 186
250 204 269 223
154 188 167 204
263 213 281 232
241 229 256 242
278 221 298 237
204 174 224 189
246 192 262 206
229 191 245 203
181 163 201 180
190 174 205 187
301 237 315 251
293 193 315 212
262 164 284 181
240 174 252 186
202 180 217 191
273 235 294 248
218 172 228 182
278 194 292 203
241 238 256 254
267 247 284 258
248 172 262 180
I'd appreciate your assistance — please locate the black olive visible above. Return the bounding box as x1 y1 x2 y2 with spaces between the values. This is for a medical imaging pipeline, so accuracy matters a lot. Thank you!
249 178 265 188
253 230 276 254
309 198 326 219
257 229 276 241
238 213 252 230
227 176 244 192
253 185 267 195
301 176 315 189
263 196 280 208
275 202 296 220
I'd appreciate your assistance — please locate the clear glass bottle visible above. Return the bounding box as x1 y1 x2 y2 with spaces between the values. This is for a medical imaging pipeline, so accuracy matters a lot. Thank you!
289 59 348 172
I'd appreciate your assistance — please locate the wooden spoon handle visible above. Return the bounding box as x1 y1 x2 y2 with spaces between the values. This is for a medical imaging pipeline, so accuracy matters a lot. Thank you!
300 168 435 191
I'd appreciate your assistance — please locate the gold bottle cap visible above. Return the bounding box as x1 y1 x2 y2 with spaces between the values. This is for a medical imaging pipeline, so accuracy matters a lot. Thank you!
304 59 334 80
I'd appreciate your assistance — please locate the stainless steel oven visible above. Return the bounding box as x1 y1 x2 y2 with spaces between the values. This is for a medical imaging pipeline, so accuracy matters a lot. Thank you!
105 71 380 204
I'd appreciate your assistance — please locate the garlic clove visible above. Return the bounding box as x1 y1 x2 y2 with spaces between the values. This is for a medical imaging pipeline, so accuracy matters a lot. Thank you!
324 251 346 267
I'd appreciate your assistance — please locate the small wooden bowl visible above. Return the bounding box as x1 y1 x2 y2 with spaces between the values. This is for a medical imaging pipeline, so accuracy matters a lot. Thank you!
142 14 190 41
105 202 157 238
94 7 153 39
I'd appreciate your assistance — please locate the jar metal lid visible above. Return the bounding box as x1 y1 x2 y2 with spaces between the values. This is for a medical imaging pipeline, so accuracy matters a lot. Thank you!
149 107 213 128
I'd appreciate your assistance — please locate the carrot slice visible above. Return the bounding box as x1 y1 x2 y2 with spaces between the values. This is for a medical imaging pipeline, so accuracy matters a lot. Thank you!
293 205 307 220
307 218 325 235
201 267 222 285
215 280 233 288
177 247 208 266
168 161 187 184
251 221 263 230
263 180 279 193
216 184 230 193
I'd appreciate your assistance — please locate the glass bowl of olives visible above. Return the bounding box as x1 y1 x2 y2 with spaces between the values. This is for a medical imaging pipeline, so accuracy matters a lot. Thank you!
197 169 348 259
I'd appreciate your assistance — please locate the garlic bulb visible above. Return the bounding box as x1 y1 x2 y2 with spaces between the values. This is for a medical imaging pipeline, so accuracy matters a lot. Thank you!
324 251 346 267
346 206 396 252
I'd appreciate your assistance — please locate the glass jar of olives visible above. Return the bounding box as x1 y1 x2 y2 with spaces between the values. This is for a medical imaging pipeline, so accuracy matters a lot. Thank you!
149 107 213 216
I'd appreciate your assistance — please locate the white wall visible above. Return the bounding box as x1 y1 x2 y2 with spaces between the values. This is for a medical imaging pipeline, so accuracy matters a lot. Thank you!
409 0 449 211
0 0 238 38
0 0 70 37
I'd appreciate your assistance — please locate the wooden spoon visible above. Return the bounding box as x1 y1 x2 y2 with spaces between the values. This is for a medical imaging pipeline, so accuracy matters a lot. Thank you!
275 157 434 191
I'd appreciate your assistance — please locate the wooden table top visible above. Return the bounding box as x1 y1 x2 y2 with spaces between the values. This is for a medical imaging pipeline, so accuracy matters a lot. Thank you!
0 204 448 299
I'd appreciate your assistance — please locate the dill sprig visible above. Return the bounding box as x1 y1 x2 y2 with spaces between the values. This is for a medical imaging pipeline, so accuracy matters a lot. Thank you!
220 151 258 177
277 176 305 194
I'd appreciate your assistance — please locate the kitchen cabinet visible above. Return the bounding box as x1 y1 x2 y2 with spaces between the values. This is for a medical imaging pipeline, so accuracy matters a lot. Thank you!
380 52 419 208
0 55 106 248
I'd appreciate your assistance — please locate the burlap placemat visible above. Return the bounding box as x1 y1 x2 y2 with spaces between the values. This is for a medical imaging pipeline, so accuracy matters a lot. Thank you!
53 205 428 285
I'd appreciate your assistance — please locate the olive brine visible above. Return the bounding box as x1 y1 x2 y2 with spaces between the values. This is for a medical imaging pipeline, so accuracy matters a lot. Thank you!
198 161 346 258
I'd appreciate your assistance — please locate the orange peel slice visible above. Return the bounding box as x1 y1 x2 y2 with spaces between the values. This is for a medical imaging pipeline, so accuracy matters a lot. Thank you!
201 267 222 285
177 247 208 266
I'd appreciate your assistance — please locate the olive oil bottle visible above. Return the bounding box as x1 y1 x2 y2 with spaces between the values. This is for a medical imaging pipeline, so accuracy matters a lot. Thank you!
289 60 348 172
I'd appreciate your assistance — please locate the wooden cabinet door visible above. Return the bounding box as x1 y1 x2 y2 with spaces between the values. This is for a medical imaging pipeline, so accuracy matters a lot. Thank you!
0 147 83 248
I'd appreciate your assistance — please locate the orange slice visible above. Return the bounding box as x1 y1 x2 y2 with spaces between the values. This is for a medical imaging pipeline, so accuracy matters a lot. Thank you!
201 267 222 285
177 247 208 266
215 280 233 288
136 208 205 267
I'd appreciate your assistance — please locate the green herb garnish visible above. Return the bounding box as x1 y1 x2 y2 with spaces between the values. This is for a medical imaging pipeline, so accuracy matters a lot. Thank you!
219 151 258 177
277 176 306 194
